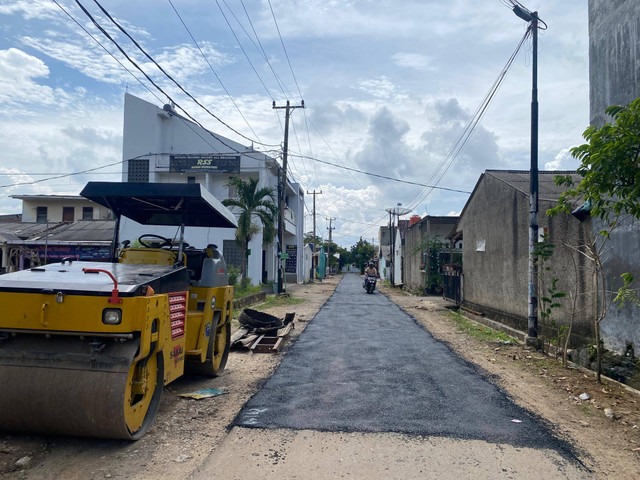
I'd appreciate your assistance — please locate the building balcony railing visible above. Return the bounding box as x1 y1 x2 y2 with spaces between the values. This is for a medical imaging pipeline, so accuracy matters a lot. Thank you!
284 206 296 234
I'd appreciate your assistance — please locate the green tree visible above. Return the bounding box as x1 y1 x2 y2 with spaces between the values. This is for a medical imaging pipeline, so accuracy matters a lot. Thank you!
552 98 640 221
350 238 375 273
549 97 640 382
222 177 277 288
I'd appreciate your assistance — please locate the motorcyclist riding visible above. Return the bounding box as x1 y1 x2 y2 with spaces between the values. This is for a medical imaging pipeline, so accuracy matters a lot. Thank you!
364 262 377 278
363 262 378 291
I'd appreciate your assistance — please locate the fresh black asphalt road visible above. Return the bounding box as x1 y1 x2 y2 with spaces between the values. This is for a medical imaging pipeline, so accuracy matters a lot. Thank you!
235 274 572 455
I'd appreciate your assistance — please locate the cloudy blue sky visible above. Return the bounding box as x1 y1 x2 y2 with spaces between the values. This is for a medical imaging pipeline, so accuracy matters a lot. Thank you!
0 0 589 246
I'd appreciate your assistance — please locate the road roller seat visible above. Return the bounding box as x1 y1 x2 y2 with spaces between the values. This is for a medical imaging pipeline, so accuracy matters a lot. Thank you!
184 248 207 281
191 244 229 288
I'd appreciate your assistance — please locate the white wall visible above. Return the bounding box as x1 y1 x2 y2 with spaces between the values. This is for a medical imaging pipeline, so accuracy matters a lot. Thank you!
21 198 110 223
393 229 402 285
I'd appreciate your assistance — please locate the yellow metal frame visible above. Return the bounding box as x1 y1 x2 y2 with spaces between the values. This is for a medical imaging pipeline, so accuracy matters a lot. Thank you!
119 248 177 266
184 286 233 363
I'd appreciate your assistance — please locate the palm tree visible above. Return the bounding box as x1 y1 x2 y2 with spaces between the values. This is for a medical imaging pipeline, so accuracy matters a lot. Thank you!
222 177 278 287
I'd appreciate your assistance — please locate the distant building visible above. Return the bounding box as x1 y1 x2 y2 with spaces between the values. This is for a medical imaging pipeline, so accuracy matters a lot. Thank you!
120 93 305 286
403 215 459 293
9 194 111 223
378 219 409 286
0 195 113 272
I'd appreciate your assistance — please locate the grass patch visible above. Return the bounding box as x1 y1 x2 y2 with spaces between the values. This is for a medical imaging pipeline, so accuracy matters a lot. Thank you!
254 295 306 310
580 403 594 416
233 284 263 299
448 310 516 344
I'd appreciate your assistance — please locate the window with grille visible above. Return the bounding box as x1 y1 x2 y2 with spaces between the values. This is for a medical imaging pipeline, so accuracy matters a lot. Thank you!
127 158 149 182
223 240 243 269
62 207 74 222
82 206 94 220
36 206 47 223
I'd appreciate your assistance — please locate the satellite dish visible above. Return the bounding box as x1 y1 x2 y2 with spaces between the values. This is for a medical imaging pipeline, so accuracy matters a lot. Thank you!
385 207 412 216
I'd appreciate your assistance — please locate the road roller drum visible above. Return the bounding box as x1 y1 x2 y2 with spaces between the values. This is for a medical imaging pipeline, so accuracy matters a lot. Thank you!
0 334 163 439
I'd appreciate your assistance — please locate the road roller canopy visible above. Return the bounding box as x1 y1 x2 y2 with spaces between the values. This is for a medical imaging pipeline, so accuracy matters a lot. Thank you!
80 182 238 229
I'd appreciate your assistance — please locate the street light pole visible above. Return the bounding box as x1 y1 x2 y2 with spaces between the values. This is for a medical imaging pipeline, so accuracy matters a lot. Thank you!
513 4 541 347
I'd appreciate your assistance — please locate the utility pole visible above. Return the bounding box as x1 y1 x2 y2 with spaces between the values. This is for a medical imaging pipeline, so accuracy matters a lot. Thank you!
388 210 393 284
273 100 304 294
385 203 411 287
326 217 335 276
307 189 322 280
512 4 542 348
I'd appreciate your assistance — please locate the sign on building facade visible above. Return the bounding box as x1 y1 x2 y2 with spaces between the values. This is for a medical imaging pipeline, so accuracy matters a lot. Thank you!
285 244 297 273
169 155 241 174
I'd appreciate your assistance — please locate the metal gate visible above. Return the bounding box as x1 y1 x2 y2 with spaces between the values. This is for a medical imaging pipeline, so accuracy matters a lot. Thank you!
442 264 461 305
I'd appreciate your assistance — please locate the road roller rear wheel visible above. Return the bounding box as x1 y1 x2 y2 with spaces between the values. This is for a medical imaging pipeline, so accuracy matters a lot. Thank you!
211 316 231 375
186 312 230 377
123 350 164 439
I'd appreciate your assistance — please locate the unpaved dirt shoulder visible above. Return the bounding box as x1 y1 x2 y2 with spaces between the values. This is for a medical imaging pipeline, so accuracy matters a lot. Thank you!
382 287 640 480
0 277 340 480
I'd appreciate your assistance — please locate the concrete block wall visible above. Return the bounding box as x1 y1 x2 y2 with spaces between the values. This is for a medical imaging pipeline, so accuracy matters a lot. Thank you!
589 0 640 127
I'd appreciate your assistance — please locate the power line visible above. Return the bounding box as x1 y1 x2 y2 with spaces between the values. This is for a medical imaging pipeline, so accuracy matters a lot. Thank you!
167 0 266 145
52 0 164 104
405 26 531 211
54 0 232 156
288 153 471 193
263 0 318 183
73 0 279 160
214 0 287 139
267 0 303 100
239 0 290 98
0 158 128 190
320 189 385 214
0 172 120 176
214 0 276 102
301 110 320 186
305 115 361 188
89 0 276 148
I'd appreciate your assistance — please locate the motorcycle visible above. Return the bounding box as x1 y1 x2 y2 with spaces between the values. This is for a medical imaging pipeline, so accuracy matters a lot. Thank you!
364 275 377 294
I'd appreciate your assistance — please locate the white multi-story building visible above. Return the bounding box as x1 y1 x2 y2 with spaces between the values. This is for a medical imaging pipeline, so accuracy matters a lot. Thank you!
120 93 305 286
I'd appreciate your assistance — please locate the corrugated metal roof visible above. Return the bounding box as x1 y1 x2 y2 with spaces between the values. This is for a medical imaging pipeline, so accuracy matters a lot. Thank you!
9 194 88 200
486 170 582 202
29 220 115 242
0 222 51 240
449 169 584 238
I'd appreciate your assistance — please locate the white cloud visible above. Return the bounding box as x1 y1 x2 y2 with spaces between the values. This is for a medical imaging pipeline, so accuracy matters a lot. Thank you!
391 52 434 71
0 0 59 20
154 42 233 82
0 47 48 82
545 147 578 171
0 48 57 105
19 35 135 85
357 76 396 99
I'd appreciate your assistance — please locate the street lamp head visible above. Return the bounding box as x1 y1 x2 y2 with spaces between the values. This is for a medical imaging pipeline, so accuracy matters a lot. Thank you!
513 5 533 22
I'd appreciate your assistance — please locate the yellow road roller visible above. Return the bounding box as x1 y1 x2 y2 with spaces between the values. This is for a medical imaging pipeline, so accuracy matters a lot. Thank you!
0 182 238 439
